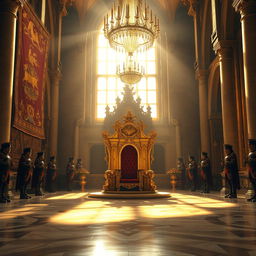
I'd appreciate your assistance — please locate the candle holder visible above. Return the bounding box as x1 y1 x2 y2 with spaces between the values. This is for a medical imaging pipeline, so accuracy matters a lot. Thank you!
166 168 181 191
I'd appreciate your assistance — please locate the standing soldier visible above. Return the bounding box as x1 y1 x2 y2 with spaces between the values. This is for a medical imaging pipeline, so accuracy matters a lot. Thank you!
76 158 83 172
224 144 240 198
32 152 45 196
247 139 256 202
66 157 75 191
177 158 186 189
45 156 57 193
0 143 12 203
187 156 198 191
16 148 33 199
199 152 212 193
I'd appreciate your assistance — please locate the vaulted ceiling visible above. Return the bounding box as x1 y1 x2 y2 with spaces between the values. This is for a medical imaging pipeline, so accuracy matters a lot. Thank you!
70 0 181 21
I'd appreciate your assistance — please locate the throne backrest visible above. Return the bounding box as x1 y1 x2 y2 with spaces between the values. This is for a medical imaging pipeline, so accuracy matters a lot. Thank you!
121 145 138 179
102 111 157 172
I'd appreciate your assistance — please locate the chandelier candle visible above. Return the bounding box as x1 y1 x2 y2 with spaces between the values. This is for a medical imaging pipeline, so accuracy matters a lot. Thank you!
104 0 160 55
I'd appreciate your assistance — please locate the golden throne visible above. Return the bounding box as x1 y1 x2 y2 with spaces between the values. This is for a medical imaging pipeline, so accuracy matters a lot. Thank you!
102 111 157 192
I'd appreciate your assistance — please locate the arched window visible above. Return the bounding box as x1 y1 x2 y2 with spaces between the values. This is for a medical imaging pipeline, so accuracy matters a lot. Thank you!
96 29 157 119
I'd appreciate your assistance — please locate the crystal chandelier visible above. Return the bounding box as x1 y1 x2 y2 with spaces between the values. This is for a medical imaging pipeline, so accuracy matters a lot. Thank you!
104 0 160 55
117 56 145 84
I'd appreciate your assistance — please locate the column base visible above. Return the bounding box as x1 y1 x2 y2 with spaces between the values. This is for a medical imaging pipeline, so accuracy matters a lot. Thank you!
245 189 254 199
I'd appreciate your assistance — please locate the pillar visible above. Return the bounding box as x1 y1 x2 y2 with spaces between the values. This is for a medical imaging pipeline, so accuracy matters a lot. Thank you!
182 1 211 154
171 119 182 159
49 2 69 156
0 0 23 144
41 0 46 24
49 68 61 156
196 69 210 153
215 41 239 152
233 0 256 197
234 0 256 140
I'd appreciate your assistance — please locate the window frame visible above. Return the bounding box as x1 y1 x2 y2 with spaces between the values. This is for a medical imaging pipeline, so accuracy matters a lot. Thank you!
95 29 159 122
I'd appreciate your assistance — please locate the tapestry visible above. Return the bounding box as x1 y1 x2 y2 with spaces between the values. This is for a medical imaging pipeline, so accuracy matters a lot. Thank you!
14 3 49 139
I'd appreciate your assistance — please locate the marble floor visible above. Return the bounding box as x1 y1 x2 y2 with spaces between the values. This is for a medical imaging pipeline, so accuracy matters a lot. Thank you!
0 191 256 256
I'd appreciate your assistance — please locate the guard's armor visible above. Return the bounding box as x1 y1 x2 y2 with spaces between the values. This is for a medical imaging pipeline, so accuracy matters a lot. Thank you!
248 151 256 171
224 152 240 196
200 158 212 193
201 158 209 169
32 158 45 195
16 154 33 198
45 160 57 192
224 153 237 171
248 151 256 198
187 160 198 191
76 161 82 170
0 151 11 201
177 160 186 189
66 161 75 191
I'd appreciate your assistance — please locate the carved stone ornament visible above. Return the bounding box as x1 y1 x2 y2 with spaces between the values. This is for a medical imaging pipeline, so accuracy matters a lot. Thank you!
121 125 138 137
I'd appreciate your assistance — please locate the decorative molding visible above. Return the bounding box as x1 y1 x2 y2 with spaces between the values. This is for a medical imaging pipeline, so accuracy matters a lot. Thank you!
213 40 236 55
195 69 208 81
0 0 24 17
181 0 198 16
233 0 256 19
50 66 62 85
103 85 153 134
59 0 74 17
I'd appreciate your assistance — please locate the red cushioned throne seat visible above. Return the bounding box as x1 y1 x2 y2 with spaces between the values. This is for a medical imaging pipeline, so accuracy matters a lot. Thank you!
120 145 139 185
120 179 139 183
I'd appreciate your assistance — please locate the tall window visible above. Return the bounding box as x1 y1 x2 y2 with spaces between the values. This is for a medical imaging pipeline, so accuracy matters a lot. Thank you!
96 30 157 119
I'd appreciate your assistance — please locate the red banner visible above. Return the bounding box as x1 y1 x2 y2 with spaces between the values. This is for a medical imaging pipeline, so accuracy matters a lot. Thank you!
14 3 49 139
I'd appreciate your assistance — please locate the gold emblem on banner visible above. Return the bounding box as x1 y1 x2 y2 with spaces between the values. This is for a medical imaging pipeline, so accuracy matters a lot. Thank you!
23 47 39 101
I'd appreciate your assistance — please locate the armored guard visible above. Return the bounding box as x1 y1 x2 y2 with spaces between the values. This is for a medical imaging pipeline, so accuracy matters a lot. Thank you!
187 156 198 191
16 148 33 199
247 139 256 202
224 144 240 198
0 143 12 203
45 156 57 193
66 157 75 191
76 158 83 172
199 152 212 193
177 157 186 189
32 152 45 196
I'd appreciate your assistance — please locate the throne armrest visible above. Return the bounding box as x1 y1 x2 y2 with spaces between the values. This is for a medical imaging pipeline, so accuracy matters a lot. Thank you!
115 169 121 191
137 169 145 191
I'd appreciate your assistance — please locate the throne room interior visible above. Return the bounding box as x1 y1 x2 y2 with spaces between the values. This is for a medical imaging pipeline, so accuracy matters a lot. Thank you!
0 0 256 255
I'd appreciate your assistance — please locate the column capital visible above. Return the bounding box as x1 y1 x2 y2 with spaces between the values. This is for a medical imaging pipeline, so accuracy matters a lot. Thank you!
59 0 74 17
171 118 179 126
0 0 24 16
195 69 208 81
233 0 256 19
181 0 198 17
50 66 62 83
213 40 236 56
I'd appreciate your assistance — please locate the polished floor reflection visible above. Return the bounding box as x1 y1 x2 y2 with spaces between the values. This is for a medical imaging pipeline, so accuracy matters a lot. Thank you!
0 191 256 256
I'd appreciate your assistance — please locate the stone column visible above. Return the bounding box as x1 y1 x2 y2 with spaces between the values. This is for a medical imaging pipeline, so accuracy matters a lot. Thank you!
233 0 256 197
49 1 69 156
214 41 239 152
49 68 61 156
182 1 210 154
171 119 182 159
196 69 210 153
0 0 23 144
41 0 46 24
233 0 256 140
